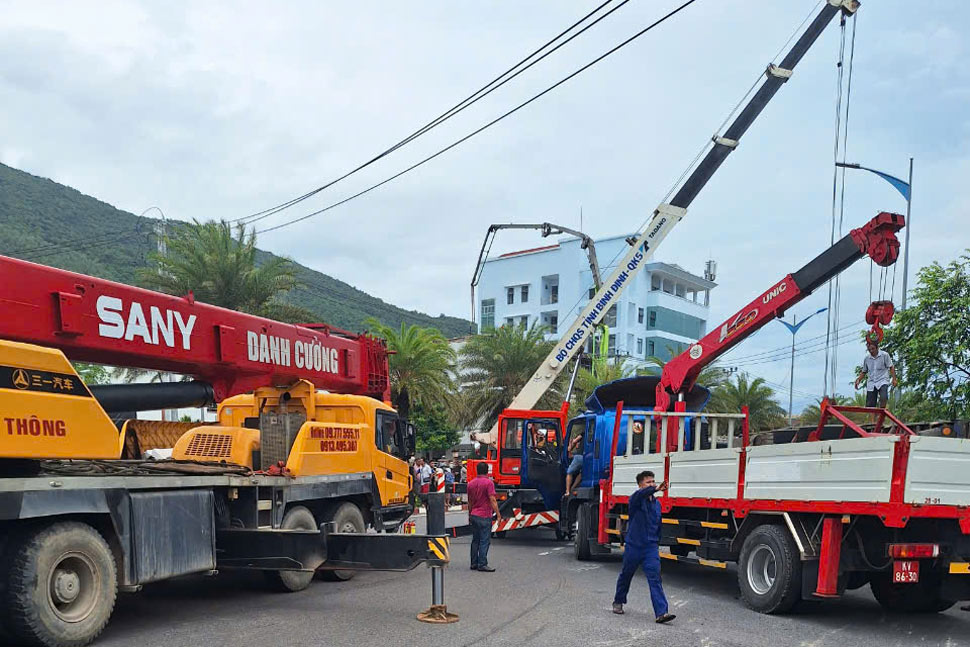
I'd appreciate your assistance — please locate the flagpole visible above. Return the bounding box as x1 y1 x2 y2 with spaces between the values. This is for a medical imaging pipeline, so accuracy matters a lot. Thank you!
900 157 913 311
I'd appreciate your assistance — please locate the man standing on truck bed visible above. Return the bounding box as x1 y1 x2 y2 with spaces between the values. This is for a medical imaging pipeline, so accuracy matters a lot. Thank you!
854 340 898 412
468 462 502 572
612 470 675 624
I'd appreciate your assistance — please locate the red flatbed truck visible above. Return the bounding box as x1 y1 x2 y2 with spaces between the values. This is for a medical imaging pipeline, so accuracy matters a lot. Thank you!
571 212 970 613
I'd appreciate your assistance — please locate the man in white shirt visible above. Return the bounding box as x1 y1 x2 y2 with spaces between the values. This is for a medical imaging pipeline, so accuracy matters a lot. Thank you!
854 341 899 411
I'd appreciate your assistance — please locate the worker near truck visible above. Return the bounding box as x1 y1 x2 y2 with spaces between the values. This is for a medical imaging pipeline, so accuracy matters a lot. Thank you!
468 462 503 572
564 432 584 496
612 470 675 624
854 340 898 409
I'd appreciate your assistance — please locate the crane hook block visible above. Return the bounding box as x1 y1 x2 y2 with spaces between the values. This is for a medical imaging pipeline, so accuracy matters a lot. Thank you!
848 212 904 267
865 300 895 344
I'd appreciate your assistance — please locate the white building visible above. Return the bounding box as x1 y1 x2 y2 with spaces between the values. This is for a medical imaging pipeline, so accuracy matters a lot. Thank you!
476 234 716 362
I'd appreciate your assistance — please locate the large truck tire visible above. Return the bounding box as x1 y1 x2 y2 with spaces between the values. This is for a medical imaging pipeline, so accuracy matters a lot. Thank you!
574 502 593 561
4 521 117 647
870 571 955 613
737 524 802 614
264 506 317 592
318 502 365 582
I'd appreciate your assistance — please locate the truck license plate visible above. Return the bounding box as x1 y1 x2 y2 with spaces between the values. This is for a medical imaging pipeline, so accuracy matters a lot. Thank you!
892 560 919 584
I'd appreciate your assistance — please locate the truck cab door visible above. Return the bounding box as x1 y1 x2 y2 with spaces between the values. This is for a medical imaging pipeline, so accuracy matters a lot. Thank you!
495 416 523 485
520 417 564 508
376 410 411 506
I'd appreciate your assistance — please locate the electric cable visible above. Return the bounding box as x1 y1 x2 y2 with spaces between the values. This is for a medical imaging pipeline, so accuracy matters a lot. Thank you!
235 0 625 226
255 0 701 235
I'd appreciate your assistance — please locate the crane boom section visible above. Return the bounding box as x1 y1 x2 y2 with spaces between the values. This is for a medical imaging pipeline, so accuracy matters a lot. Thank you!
501 0 858 419
655 211 904 411
0 255 390 402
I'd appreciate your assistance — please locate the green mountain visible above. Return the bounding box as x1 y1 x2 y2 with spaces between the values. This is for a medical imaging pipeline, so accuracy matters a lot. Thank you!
0 162 474 337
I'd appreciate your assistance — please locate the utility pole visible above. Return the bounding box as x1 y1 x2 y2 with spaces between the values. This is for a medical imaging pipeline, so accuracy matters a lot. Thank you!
778 307 827 427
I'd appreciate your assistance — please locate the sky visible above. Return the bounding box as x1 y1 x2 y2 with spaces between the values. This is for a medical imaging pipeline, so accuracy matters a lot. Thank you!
1 0 968 415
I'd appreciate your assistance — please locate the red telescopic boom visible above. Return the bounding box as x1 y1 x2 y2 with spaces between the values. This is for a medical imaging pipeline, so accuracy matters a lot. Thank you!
655 211 904 412
0 256 390 402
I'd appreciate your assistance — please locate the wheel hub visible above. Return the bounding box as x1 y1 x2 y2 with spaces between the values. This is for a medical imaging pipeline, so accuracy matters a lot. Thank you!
52 569 80 604
747 544 778 596
48 552 98 622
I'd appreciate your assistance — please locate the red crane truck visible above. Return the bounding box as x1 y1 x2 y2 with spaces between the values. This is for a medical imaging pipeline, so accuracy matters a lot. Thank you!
569 211 970 614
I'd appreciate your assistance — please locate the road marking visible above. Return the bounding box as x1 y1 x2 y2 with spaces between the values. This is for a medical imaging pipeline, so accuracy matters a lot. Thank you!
539 551 551 555
553 547 566 551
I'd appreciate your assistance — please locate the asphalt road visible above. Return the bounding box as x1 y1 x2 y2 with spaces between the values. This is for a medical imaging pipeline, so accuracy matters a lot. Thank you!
94 526 969 647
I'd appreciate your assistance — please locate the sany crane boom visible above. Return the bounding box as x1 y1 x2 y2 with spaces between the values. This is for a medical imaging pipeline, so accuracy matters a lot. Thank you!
0 255 391 406
494 0 860 432
655 211 904 412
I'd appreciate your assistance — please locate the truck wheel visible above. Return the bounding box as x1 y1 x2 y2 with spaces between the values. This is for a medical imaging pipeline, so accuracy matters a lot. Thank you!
574 502 593 561
264 506 317 593
870 571 955 613
4 522 117 647
738 524 801 614
319 503 365 582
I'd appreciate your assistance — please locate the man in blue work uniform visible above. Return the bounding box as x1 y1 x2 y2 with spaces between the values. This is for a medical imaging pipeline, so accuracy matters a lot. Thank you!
612 470 675 623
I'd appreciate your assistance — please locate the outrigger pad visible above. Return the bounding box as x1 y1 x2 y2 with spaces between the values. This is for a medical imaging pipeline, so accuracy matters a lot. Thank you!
584 375 710 414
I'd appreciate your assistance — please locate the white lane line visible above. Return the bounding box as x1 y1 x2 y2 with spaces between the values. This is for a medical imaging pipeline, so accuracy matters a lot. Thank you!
539 551 551 555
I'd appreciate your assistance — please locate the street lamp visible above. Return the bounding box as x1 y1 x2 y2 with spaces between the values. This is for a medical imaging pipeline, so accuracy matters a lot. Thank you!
777 307 828 426
834 159 913 310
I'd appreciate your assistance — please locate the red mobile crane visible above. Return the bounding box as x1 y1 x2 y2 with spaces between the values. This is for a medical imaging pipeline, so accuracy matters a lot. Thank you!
0 255 450 647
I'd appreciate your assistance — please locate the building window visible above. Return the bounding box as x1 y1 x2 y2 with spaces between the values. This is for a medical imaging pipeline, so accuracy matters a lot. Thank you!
521 285 529 303
637 338 643 355
588 287 595 299
647 340 655 356
638 307 644 324
541 311 558 335
627 333 634 355
604 304 617 328
651 275 661 291
504 317 514 327
541 275 559 305
644 306 705 339
608 334 616 357
481 299 495 331
519 316 529 328
507 287 515 305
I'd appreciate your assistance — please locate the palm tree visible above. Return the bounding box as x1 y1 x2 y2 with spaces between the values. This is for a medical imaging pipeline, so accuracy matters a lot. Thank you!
710 374 786 431
459 324 562 430
138 220 315 322
798 394 868 426
365 319 456 418
640 349 730 392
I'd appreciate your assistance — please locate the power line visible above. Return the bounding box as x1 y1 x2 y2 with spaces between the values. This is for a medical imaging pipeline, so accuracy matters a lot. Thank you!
235 0 625 226
255 0 701 235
